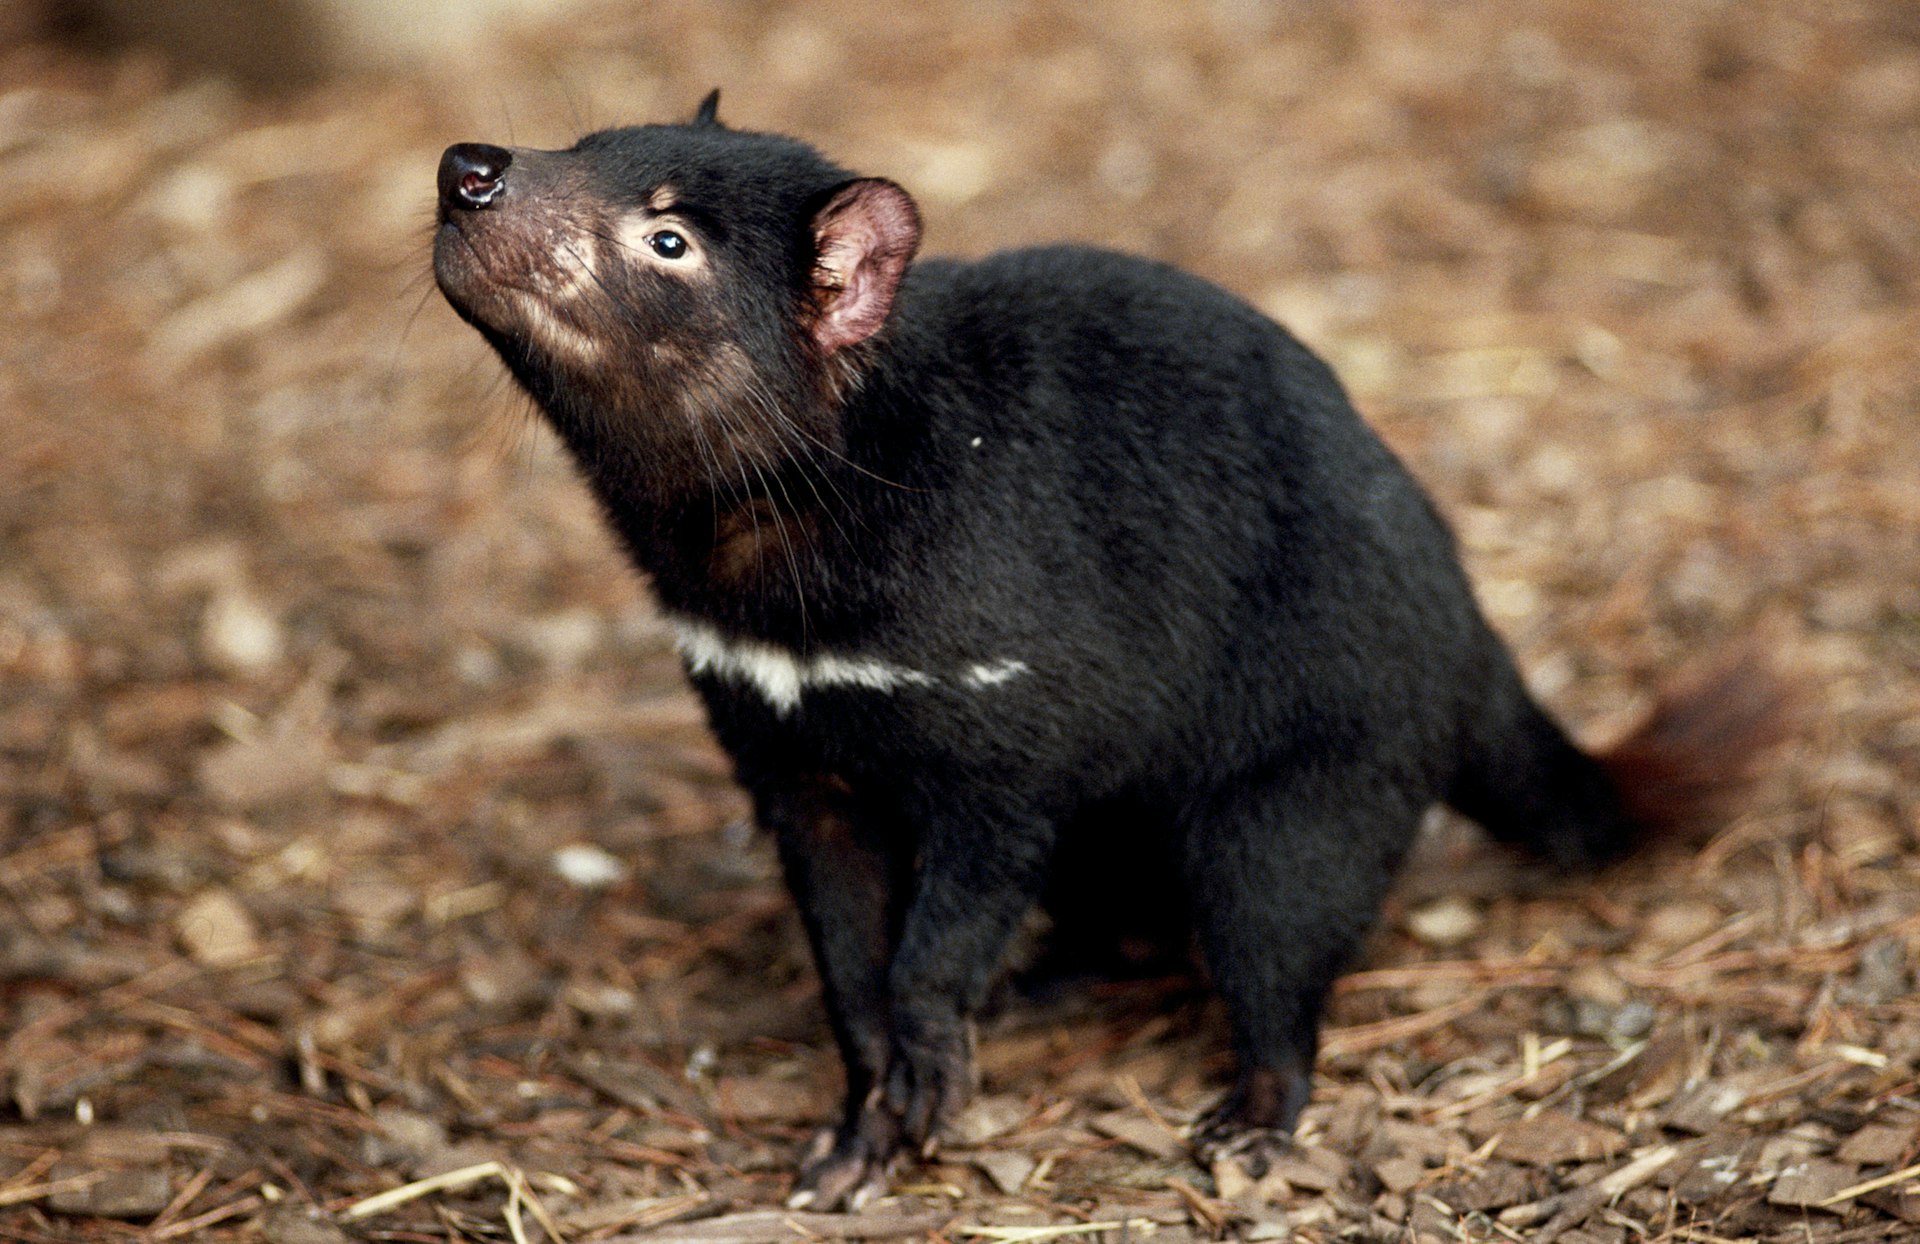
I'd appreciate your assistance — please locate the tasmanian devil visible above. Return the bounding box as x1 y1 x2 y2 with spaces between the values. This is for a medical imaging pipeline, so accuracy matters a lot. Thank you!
432 91 1784 1208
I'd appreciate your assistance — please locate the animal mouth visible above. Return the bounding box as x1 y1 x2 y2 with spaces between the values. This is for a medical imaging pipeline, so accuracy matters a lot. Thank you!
435 229 603 374
431 217 505 322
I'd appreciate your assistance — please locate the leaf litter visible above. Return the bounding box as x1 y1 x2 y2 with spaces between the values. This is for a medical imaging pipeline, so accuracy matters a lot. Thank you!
3 2 1919 1242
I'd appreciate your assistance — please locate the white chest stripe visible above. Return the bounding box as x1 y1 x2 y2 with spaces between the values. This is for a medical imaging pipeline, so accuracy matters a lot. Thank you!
670 620 1026 716
963 658 1031 687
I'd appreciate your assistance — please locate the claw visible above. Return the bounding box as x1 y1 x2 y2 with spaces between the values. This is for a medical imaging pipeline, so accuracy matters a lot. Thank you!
794 1018 981 1207
801 1126 837 1166
847 1166 891 1211
789 1095 904 1211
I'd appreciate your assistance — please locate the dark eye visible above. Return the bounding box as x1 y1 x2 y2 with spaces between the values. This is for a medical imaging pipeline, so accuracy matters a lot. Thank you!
648 230 689 260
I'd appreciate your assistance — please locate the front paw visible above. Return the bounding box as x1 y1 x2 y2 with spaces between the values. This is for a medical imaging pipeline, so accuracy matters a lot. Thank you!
884 1012 976 1149
788 1089 903 1211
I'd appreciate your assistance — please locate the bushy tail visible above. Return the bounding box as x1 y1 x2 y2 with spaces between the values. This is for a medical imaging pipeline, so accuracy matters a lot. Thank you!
1451 639 1796 870
1598 647 1798 842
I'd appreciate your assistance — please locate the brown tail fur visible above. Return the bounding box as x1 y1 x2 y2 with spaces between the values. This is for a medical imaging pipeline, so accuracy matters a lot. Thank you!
1599 646 1798 842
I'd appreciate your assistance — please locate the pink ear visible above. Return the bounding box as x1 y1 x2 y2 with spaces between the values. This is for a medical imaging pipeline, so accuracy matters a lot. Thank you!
809 179 921 354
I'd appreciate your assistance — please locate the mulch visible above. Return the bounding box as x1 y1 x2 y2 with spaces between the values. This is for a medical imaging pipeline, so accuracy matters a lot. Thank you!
3 2 1919 1242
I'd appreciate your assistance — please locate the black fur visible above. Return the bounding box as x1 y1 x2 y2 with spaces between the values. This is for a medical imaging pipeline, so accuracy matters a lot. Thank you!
432 102 1652 1205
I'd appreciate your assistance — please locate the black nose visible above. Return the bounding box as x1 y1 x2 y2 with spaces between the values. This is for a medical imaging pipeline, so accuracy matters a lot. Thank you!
439 143 512 211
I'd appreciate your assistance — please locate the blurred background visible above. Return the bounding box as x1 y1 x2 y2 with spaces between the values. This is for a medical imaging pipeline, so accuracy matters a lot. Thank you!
2 2 1918 1242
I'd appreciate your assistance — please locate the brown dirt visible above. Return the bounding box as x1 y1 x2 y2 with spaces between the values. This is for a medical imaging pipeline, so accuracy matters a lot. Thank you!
3 3 1919 1242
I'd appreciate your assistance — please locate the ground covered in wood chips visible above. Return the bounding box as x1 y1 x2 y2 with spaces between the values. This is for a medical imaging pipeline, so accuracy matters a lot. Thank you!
4 2 1920 1242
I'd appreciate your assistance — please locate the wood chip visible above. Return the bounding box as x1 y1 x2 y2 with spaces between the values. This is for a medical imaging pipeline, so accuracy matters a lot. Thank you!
600 1207 952 1243
1835 1122 1914 1166
148 249 328 371
196 727 332 809
1815 1157 1920 1208
1432 1161 1551 1213
948 1095 1032 1147
1587 1028 1689 1108
174 889 262 967
715 1076 830 1123
1089 1110 1184 1160
1499 1144 1680 1241
201 587 284 676
1663 1081 1753 1135
1320 997 1478 1058
1767 1158 1858 1211
1478 1110 1626 1167
1405 896 1484 947
1211 1157 1252 1201
1264 1153 1344 1192
1668 1141 1750 1204
567 1054 712 1121
1164 1177 1229 1237
1373 1156 1426 1194
1865 1186 1920 1225
972 1150 1035 1196
258 1205 355 1244
367 1105 451 1168
48 1167 174 1219
8 9 1920 1244
560 1195 711 1235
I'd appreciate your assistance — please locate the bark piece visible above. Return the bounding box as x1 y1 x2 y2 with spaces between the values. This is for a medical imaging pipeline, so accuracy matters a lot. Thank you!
48 1168 173 1219
948 1094 1031 1146
1837 1123 1914 1167
1485 1111 1626 1167
972 1150 1035 1196
603 1207 952 1243
1091 1110 1184 1160
1432 1161 1552 1212
1767 1158 1858 1212
174 889 261 967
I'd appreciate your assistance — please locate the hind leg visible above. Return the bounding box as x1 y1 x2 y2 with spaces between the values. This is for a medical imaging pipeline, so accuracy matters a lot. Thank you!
1449 660 1640 869
1182 773 1422 1167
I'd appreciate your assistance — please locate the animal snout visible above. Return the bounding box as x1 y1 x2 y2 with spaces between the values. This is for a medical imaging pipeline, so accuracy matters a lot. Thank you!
439 143 513 211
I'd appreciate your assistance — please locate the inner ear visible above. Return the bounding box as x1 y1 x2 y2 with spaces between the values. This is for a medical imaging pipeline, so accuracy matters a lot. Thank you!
808 178 921 355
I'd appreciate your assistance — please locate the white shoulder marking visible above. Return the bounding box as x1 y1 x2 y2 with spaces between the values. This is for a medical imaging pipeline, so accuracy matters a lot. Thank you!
669 619 1028 716
673 621 805 714
672 620 933 716
963 658 1030 687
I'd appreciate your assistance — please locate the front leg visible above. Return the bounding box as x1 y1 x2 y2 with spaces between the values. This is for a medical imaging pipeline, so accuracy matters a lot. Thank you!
759 776 909 1210
884 796 1055 1150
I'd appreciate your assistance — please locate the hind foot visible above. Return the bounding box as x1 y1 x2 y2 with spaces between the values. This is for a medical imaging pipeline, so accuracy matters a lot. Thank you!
1192 1063 1311 1177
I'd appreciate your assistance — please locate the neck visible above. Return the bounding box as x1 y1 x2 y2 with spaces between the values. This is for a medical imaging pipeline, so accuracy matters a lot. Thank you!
557 406 873 643
517 342 914 644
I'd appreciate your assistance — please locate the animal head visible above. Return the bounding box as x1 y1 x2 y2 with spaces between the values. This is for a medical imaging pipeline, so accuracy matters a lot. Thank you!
432 91 921 493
